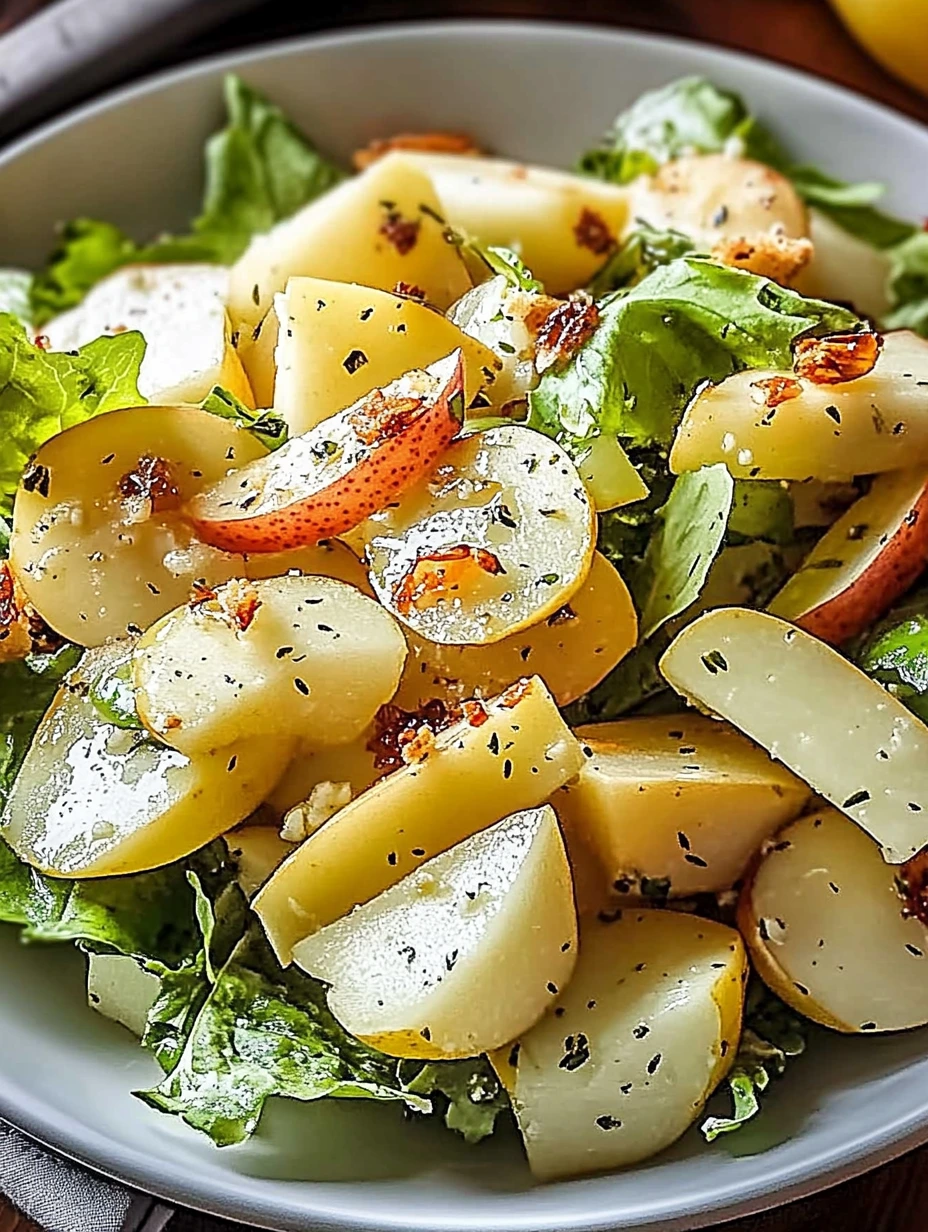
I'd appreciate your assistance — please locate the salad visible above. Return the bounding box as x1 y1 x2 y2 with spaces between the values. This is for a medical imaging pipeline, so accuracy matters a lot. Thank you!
1 71 928 1181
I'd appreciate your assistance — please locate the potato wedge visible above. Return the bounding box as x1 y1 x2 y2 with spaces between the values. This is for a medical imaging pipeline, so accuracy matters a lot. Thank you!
9 405 268 646
393 551 636 709
358 424 595 645
1 643 290 877
253 674 585 962
188 351 464 554
293 805 577 1059
134 575 406 756
556 715 810 901
670 331 928 481
401 152 631 292
228 153 471 335
768 467 928 644
660 607 928 862
740 807 928 1032
274 277 500 433
42 264 254 408
493 909 746 1180
235 304 279 409
628 154 808 253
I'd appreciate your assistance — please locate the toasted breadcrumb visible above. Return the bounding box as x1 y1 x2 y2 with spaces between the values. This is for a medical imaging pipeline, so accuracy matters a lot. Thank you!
711 232 813 286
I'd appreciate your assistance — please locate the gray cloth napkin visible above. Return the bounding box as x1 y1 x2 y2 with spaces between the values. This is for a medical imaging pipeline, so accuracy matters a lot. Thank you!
0 1119 136 1231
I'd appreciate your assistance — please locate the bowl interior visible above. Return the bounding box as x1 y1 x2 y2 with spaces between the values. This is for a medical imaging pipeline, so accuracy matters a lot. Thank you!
2 20 928 1232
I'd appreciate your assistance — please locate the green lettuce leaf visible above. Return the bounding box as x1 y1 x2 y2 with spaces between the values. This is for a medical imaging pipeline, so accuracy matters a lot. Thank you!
0 314 145 513
580 76 915 249
200 385 288 451
856 587 928 721
139 927 424 1146
588 223 695 297
403 1058 509 1144
528 258 859 456
727 480 794 546
885 231 928 335
29 75 345 326
467 243 544 293
635 465 734 641
701 980 806 1141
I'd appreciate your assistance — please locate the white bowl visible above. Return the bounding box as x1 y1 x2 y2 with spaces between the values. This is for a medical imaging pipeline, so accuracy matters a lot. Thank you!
1 20 928 1232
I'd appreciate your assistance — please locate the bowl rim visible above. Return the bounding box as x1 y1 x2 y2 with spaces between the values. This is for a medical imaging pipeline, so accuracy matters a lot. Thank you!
2 17 928 1232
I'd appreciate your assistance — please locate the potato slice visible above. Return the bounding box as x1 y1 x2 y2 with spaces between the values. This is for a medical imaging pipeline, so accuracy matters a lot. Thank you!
87 952 160 1036
253 674 585 962
670 331 928 481
660 607 928 863
188 352 464 554
228 153 471 336
274 277 500 434
401 152 631 293
225 824 293 898
629 154 808 251
293 805 576 1059
43 265 253 407
768 467 928 644
265 730 383 819
740 807 928 1032
393 551 636 709
449 276 547 413
134 575 406 756
235 304 279 408
9 406 268 646
493 909 746 1180
358 425 595 645
794 208 892 323
556 715 810 901
1 643 290 877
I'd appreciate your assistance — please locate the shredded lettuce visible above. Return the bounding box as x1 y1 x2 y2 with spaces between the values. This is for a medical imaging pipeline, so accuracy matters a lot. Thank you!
0 314 145 514
580 76 915 249
528 258 859 457
701 981 807 1141
29 76 345 327
200 385 288 451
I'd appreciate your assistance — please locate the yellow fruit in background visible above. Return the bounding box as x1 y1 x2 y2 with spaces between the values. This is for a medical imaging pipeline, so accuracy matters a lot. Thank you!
831 0 928 94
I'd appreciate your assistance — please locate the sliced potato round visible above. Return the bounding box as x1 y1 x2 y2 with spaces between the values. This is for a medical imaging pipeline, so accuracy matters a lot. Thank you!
254 674 585 962
358 425 595 645
294 804 577 1059
133 575 407 756
493 909 746 1180
42 264 254 408
264 728 383 819
9 406 268 646
740 807 928 1032
275 277 500 434
0 643 290 877
556 715 810 902
629 154 808 251
449 276 548 413
393 551 636 709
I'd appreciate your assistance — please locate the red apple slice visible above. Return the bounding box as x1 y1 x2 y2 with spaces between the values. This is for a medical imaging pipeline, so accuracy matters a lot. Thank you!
768 466 928 644
186 351 464 553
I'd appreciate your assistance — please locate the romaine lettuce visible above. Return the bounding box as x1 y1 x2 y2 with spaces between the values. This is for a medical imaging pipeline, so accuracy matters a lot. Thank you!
29 75 345 326
0 313 145 513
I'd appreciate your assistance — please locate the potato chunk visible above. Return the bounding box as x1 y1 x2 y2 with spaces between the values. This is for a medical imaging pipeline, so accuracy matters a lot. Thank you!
274 277 499 433
228 153 471 335
9 406 267 646
43 265 254 408
253 675 585 961
358 425 595 645
660 607 928 862
740 807 928 1032
134 575 406 756
1 643 290 877
494 909 746 1179
556 715 809 901
393 551 636 710
670 331 928 482
294 805 577 1059
401 152 631 292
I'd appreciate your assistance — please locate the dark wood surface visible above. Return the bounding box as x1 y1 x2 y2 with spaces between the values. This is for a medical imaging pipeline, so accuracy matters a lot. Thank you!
1 0 927 1228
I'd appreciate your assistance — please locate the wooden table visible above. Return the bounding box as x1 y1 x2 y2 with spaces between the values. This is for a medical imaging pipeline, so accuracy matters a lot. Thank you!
1 0 927 1228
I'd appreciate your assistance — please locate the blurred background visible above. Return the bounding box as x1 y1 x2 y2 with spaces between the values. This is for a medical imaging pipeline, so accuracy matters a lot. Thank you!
1 0 928 142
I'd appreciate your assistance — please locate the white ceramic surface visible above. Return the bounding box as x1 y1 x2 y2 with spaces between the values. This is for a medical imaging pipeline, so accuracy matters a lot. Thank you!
1 21 928 1232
